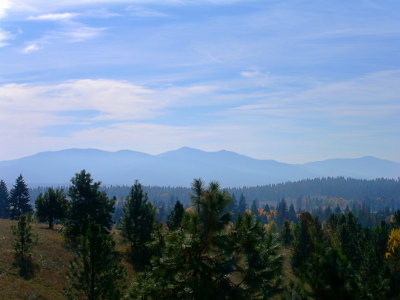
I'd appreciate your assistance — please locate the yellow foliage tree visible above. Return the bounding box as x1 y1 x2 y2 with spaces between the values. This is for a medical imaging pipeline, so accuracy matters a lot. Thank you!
386 228 400 272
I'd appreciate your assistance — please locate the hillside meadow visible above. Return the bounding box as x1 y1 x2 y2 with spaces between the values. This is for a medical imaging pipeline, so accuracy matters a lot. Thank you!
0 218 135 300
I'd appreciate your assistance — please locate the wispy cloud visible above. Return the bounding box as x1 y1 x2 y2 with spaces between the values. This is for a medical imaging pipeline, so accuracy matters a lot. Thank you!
0 28 12 47
63 25 106 42
22 44 41 53
27 12 78 21
126 5 168 18
0 0 11 18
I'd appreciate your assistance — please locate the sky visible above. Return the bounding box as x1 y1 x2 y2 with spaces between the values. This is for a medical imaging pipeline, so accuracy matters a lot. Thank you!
0 0 399 164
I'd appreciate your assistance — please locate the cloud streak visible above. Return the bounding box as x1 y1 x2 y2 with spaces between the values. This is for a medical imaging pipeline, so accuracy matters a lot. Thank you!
22 44 41 53
27 12 78 21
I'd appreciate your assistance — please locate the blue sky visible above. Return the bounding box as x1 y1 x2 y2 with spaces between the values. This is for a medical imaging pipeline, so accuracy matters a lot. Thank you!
0 0 399 163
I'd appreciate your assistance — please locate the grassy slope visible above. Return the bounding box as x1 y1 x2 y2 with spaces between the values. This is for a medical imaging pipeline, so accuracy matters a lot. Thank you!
0 218 134 300
0 218 73 299
0 218 296 299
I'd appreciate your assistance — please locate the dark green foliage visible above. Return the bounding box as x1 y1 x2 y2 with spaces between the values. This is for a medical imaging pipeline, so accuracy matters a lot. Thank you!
0 180 9 218
11 213 37 261
167 200 185 231
279 219 293 247
354 221 392 299
276 198 288 227
337 212 363 270
290 210 397 300
291 212 323 271
303 246 353 300
65 170 115 238
35 188 69 229
392 209 400 228
226 193 238 222
251 199 259 218
238 193 247 215
65 223 126 300
230 213 283 299
287 202 297 223
11 213 38 279
130 180 283 299
9 174 32 220
120 180 156 258
189 178 204 212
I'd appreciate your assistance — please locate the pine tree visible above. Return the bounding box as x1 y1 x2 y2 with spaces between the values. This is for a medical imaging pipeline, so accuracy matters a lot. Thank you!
226 193 238 222
35 188 69 229
9 174 32 220
120 180 156 258
0 180 9 218
65 170 115 238
276 198 287 227
65 223 126 300
288 202 297 223
167 200 185 231
280 219 293 247
11 213 36 260
238 193 247 216
251 199 259 217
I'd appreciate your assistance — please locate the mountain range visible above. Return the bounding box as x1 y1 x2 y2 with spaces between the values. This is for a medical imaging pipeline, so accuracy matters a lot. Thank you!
0 148 399 187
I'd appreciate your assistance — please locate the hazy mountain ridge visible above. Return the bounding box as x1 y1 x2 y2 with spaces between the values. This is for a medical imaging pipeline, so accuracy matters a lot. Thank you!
0 148 399 187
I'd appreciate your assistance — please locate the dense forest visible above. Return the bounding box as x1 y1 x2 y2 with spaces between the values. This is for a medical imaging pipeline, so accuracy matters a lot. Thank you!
1 171 400 299
29 176 400 208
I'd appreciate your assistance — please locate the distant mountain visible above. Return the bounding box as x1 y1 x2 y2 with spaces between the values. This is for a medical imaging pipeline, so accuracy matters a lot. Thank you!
0 148 399 187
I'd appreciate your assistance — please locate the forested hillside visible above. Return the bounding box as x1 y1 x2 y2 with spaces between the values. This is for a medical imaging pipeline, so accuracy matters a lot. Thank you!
29 176 400 209
1 172 400 299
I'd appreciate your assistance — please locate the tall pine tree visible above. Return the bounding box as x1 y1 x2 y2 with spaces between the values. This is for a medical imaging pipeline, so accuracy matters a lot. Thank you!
65 170 115 238
167 200 185 231
0 180 9 218
120 180 156 259
65 223 126 300
9 175 32 220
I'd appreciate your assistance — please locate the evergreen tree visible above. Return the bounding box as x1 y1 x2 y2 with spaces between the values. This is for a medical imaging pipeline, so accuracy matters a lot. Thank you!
238 193 247 215
279 219 293 247
9 174 32 220
251 199 259 218
11 213 37 262
292 212 323 271
11 213 38 279
288 202 297 223
324 205 333 221
35 188 69 229
65 223 126 300
120 180 156 258
190 178 204 212
65 170 115 238
0 180 9 218
226 193 238 222
167 200 185 231
276 198 288 227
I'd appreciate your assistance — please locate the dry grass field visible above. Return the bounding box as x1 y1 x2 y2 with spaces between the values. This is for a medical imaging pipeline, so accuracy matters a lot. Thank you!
0 218 134 300
0 218 73 299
